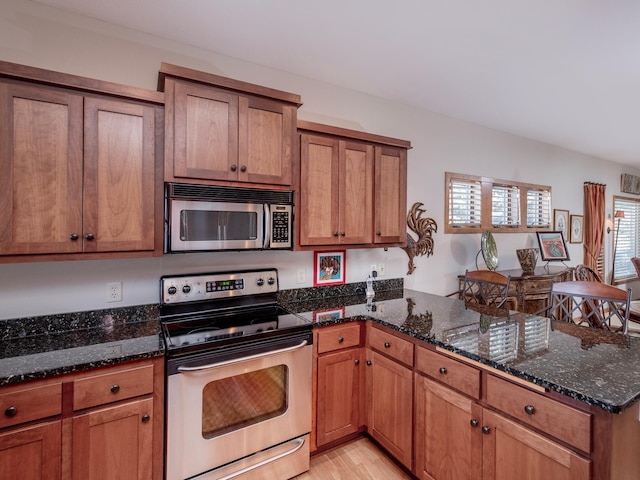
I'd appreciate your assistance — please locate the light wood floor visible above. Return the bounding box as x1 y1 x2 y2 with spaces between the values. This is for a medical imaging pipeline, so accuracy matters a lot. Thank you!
293 437 414 480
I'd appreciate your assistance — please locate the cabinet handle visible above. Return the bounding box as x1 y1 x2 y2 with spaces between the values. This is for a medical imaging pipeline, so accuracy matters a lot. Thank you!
384 342 391 348
377 231 382 236
481 426 491 435
355 359 360 365
85 233 95 241
240 165 247 172
4 406 17 417
338 337 344 343
141 414 150 423
231 164 237 172
469 419 479 428
524 405 535 415
110 384 120 394
334 232 339 237
366 360 372 366
341 232 346 237
439 367 447 375
69 233 79 241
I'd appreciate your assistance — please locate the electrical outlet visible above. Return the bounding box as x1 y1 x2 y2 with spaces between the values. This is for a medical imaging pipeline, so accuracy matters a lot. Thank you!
379 263 385 276
106 282 122 302
370 264 377 277
296 269 306 284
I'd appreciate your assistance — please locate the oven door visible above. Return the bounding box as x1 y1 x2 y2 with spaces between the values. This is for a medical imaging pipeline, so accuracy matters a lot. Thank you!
166 335 312 480
168 199 265 251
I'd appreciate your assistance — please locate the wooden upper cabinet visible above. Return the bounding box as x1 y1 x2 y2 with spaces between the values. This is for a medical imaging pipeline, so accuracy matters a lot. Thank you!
297 121 409 249
160 63 301 188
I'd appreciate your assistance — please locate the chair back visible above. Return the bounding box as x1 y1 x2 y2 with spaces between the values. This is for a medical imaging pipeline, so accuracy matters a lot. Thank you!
631 257 640 279
546 281 631 334
461 270 511 314
574 264 603 283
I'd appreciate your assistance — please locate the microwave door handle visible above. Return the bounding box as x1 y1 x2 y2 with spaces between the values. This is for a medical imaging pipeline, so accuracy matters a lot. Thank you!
263 204 271 248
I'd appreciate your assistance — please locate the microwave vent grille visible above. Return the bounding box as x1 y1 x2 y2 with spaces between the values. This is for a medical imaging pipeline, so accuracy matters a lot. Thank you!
168 183 293 204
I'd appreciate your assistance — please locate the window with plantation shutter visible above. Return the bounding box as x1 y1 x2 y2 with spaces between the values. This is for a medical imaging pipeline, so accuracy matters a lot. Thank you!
526 189 551 228
492 184 520 227
448 177 482 228
612 196 640 281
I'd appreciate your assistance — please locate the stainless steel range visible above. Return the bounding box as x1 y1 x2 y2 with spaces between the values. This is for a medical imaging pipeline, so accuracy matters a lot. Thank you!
160 269 312 480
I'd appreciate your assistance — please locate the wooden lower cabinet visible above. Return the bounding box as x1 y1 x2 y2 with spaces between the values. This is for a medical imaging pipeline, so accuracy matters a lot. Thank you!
0 420 62 480
366 349 413 469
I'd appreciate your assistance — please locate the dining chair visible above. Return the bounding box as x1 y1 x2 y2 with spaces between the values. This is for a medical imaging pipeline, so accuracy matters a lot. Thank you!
460 270 511 313
543 280 632 334
574 264 603 283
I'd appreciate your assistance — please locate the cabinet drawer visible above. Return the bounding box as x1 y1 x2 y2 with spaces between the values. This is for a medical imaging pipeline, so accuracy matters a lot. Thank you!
486 374 591 452
317 323 361 354
0 381 62 428
368 327 413 366
73 364 154 410
415 346 481 399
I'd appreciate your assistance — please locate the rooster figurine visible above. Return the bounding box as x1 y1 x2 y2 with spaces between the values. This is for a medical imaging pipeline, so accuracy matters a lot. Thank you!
401 202 437 275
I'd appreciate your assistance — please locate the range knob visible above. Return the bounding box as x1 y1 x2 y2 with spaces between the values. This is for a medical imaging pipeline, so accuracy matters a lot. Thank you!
167 286 177 295
256 278 265 286
182 285 192 294
267 277 276 285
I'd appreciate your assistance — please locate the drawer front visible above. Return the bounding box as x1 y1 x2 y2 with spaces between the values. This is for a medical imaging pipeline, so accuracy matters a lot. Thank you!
415 346 481 399
0 382 62 428
317 323 361 354
486 374 591 452
73 364 154 411
368 327 413 366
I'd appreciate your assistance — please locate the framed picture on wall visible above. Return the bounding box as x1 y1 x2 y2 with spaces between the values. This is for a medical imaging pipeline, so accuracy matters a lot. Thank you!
313 251 346 286
569 215 584 244
553 209 570 241
536 231 570 261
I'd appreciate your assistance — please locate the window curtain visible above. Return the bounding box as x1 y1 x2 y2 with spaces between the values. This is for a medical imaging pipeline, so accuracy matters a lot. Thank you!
583 182 606 273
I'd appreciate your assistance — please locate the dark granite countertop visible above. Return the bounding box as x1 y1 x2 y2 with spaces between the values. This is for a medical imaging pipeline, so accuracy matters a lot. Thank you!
0 304 163 386
281 287 640 414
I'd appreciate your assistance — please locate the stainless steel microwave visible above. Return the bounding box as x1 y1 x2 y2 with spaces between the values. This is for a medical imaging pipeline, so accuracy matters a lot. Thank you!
165 183 293 252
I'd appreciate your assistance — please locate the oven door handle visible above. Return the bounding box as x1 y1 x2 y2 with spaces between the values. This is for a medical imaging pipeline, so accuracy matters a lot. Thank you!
177 340 308 372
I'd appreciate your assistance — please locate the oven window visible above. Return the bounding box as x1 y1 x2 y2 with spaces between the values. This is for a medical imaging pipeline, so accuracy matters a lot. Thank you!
180 210 258 241
201 365 288 438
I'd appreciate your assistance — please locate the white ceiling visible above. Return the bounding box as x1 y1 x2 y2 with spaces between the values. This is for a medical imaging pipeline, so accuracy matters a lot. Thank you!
34 0 640 168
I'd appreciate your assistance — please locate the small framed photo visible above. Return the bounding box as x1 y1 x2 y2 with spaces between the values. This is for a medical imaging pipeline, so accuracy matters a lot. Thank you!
553 209 570 240
569 215 584 244
313 307 345 323
314 250 346 286
536 231 570 261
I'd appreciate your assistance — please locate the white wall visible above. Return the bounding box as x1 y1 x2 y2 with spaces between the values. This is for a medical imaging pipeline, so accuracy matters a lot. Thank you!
1 0 638 319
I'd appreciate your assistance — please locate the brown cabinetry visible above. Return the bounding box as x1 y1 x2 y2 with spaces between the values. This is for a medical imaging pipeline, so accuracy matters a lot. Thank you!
160 63 301 188
297 121 409 249
0 358 163 480
0 63 163 262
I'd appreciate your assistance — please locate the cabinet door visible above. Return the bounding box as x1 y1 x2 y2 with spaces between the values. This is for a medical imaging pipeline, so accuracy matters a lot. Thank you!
0 420 61 480
366 350 413 469
83 97 157 253
72 398 154 480
299 133 340 245
374 146 407 244
414 375 482 480
316 348 363 446
339 140 373 244
170 80 239 182
0 81 83 255
239 95 294 186
482 409 590 480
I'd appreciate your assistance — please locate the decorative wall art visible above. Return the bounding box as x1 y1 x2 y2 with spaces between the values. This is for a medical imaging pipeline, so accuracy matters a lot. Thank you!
621 173 640 195
313 250 345 286
569 215 584 244
536 231 570 262
401 202 438 275
553 209 569 241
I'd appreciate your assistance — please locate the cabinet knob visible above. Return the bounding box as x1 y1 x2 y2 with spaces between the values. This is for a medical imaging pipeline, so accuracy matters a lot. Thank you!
4 406 17 417
439 367 447 375
482 426 491 435
338 337 344 343
240 165 247 172
354 359 360 365
141 414 150 423
366 360 372 366
469 419 479 428
341 232 346 237
377 231 382 236
85 233 95 241
69 233 79 241
334 232 339 237
524 405 535 415
384 342 391 348
231 164 237 172
110 384 120 394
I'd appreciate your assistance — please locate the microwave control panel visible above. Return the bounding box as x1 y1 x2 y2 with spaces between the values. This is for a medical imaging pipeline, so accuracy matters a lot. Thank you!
270 205 292 248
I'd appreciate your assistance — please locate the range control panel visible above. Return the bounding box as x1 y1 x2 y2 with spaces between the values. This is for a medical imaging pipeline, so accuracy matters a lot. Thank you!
160 269 278 305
